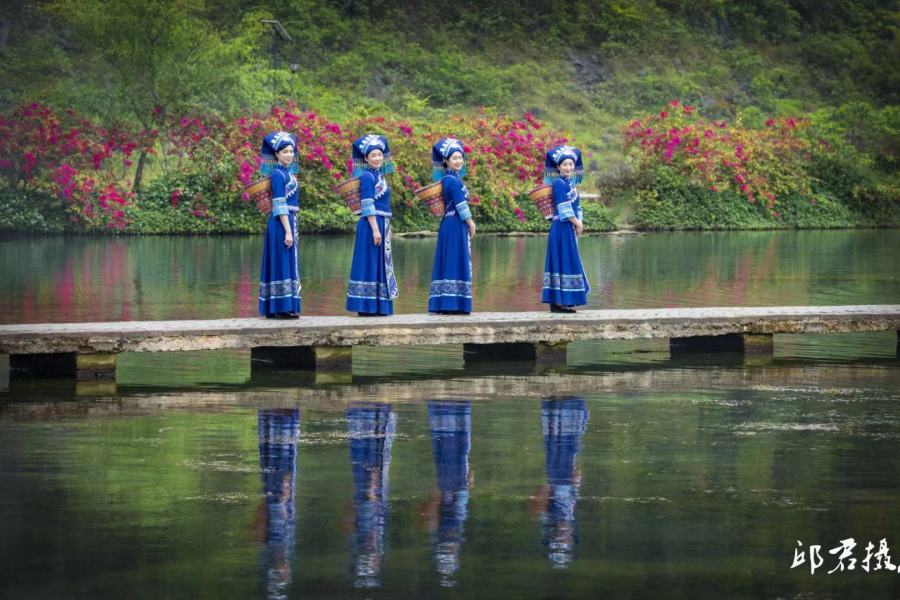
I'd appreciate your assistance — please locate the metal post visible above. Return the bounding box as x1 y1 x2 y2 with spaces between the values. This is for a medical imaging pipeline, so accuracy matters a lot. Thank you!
272 31 278 103
261 20 292 106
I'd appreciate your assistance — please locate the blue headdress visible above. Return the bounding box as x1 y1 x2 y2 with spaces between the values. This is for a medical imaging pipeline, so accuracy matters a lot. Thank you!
260 131 299 175
351 134 395 178
432 138 467 182
544 145 583 185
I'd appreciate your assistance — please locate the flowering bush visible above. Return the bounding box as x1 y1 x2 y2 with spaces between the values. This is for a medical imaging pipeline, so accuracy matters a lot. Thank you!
0 103 150 229
0 101 596 232
624 100 818 210
158 104 570 220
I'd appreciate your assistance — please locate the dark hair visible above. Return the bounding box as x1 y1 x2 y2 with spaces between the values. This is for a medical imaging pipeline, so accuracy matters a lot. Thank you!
442 150 463 167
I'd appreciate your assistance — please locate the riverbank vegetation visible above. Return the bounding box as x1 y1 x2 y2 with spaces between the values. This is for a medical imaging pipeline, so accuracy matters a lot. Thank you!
0 0 897 233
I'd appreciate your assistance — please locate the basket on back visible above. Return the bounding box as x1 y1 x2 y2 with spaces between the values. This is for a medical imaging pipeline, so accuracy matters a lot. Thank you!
333 178 362 214
244 178 273 214
528 185 554 220
413 181 445 217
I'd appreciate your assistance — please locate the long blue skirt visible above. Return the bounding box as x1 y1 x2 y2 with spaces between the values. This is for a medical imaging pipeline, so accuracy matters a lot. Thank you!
258 212 301 316
428 216 472 313
346 216 398 315
542 220 589 306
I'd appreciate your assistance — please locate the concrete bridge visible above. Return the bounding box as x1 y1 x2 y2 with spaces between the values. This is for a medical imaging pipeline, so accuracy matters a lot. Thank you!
1 305 898 381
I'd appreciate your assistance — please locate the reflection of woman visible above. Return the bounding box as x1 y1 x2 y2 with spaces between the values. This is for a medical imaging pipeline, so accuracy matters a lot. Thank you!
256 409 301 600
542 146 590 313
345 135 399 316
540 397 589 568
347 403 396 589
428 138 477 315
427 400 473 586
258 132 302 319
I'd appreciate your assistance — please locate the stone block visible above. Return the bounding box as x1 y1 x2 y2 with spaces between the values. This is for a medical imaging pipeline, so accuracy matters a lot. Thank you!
670 333 773 356
463 342 568 365
251 345 352 372
10 352 117 380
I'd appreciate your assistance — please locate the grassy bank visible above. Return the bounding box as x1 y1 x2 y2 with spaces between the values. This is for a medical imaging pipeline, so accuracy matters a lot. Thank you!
0 187 616 235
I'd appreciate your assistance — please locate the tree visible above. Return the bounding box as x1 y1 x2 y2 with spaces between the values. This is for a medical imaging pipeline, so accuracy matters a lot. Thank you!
48 0 258 189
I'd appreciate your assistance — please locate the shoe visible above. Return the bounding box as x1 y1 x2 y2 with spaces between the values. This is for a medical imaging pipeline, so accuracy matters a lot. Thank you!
550 304 576 314
357 312 388 317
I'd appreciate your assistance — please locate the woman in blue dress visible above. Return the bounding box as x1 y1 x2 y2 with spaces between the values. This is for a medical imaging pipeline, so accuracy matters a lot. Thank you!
345 135 399 316
428 138 477 315
542 145 590 313
258 131 302 319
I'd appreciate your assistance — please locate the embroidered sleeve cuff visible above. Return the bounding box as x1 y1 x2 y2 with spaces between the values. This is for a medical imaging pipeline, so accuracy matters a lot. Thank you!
360 198 376 217
557 201 575 220
271 197 289 217
456 202 472 221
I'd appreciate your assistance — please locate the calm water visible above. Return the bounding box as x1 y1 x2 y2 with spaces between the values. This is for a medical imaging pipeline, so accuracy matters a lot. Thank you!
1 230 900 598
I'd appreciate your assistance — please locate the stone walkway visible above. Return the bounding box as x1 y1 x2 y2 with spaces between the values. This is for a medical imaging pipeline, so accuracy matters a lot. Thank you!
1 305 898 355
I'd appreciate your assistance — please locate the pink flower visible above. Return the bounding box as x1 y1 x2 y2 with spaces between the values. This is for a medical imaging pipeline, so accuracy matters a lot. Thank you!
765 119 775 127
660 111 669 119
515 207 526 222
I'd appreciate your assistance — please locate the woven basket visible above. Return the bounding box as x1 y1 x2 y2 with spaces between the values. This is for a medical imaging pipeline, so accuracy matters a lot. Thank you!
244 178 273 214
333 178 362 214
528 185 555 220
414 181 445 217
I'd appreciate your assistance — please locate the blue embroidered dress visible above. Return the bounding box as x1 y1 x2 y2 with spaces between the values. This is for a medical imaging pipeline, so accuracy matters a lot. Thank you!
428 400 472 585
259 163 302 316
346 168 399 315
428 170 473 313
542 176 590 307
541 397 589 568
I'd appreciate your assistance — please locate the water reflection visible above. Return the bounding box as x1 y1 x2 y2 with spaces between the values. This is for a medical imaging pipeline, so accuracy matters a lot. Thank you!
3 231 899 324
255 409 300 600
347 402 396 588
537 397 589 568
424 400 473 586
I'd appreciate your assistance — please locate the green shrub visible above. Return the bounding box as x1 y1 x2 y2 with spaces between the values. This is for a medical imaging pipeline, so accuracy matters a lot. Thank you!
0 188 68 233
632 167 900 230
